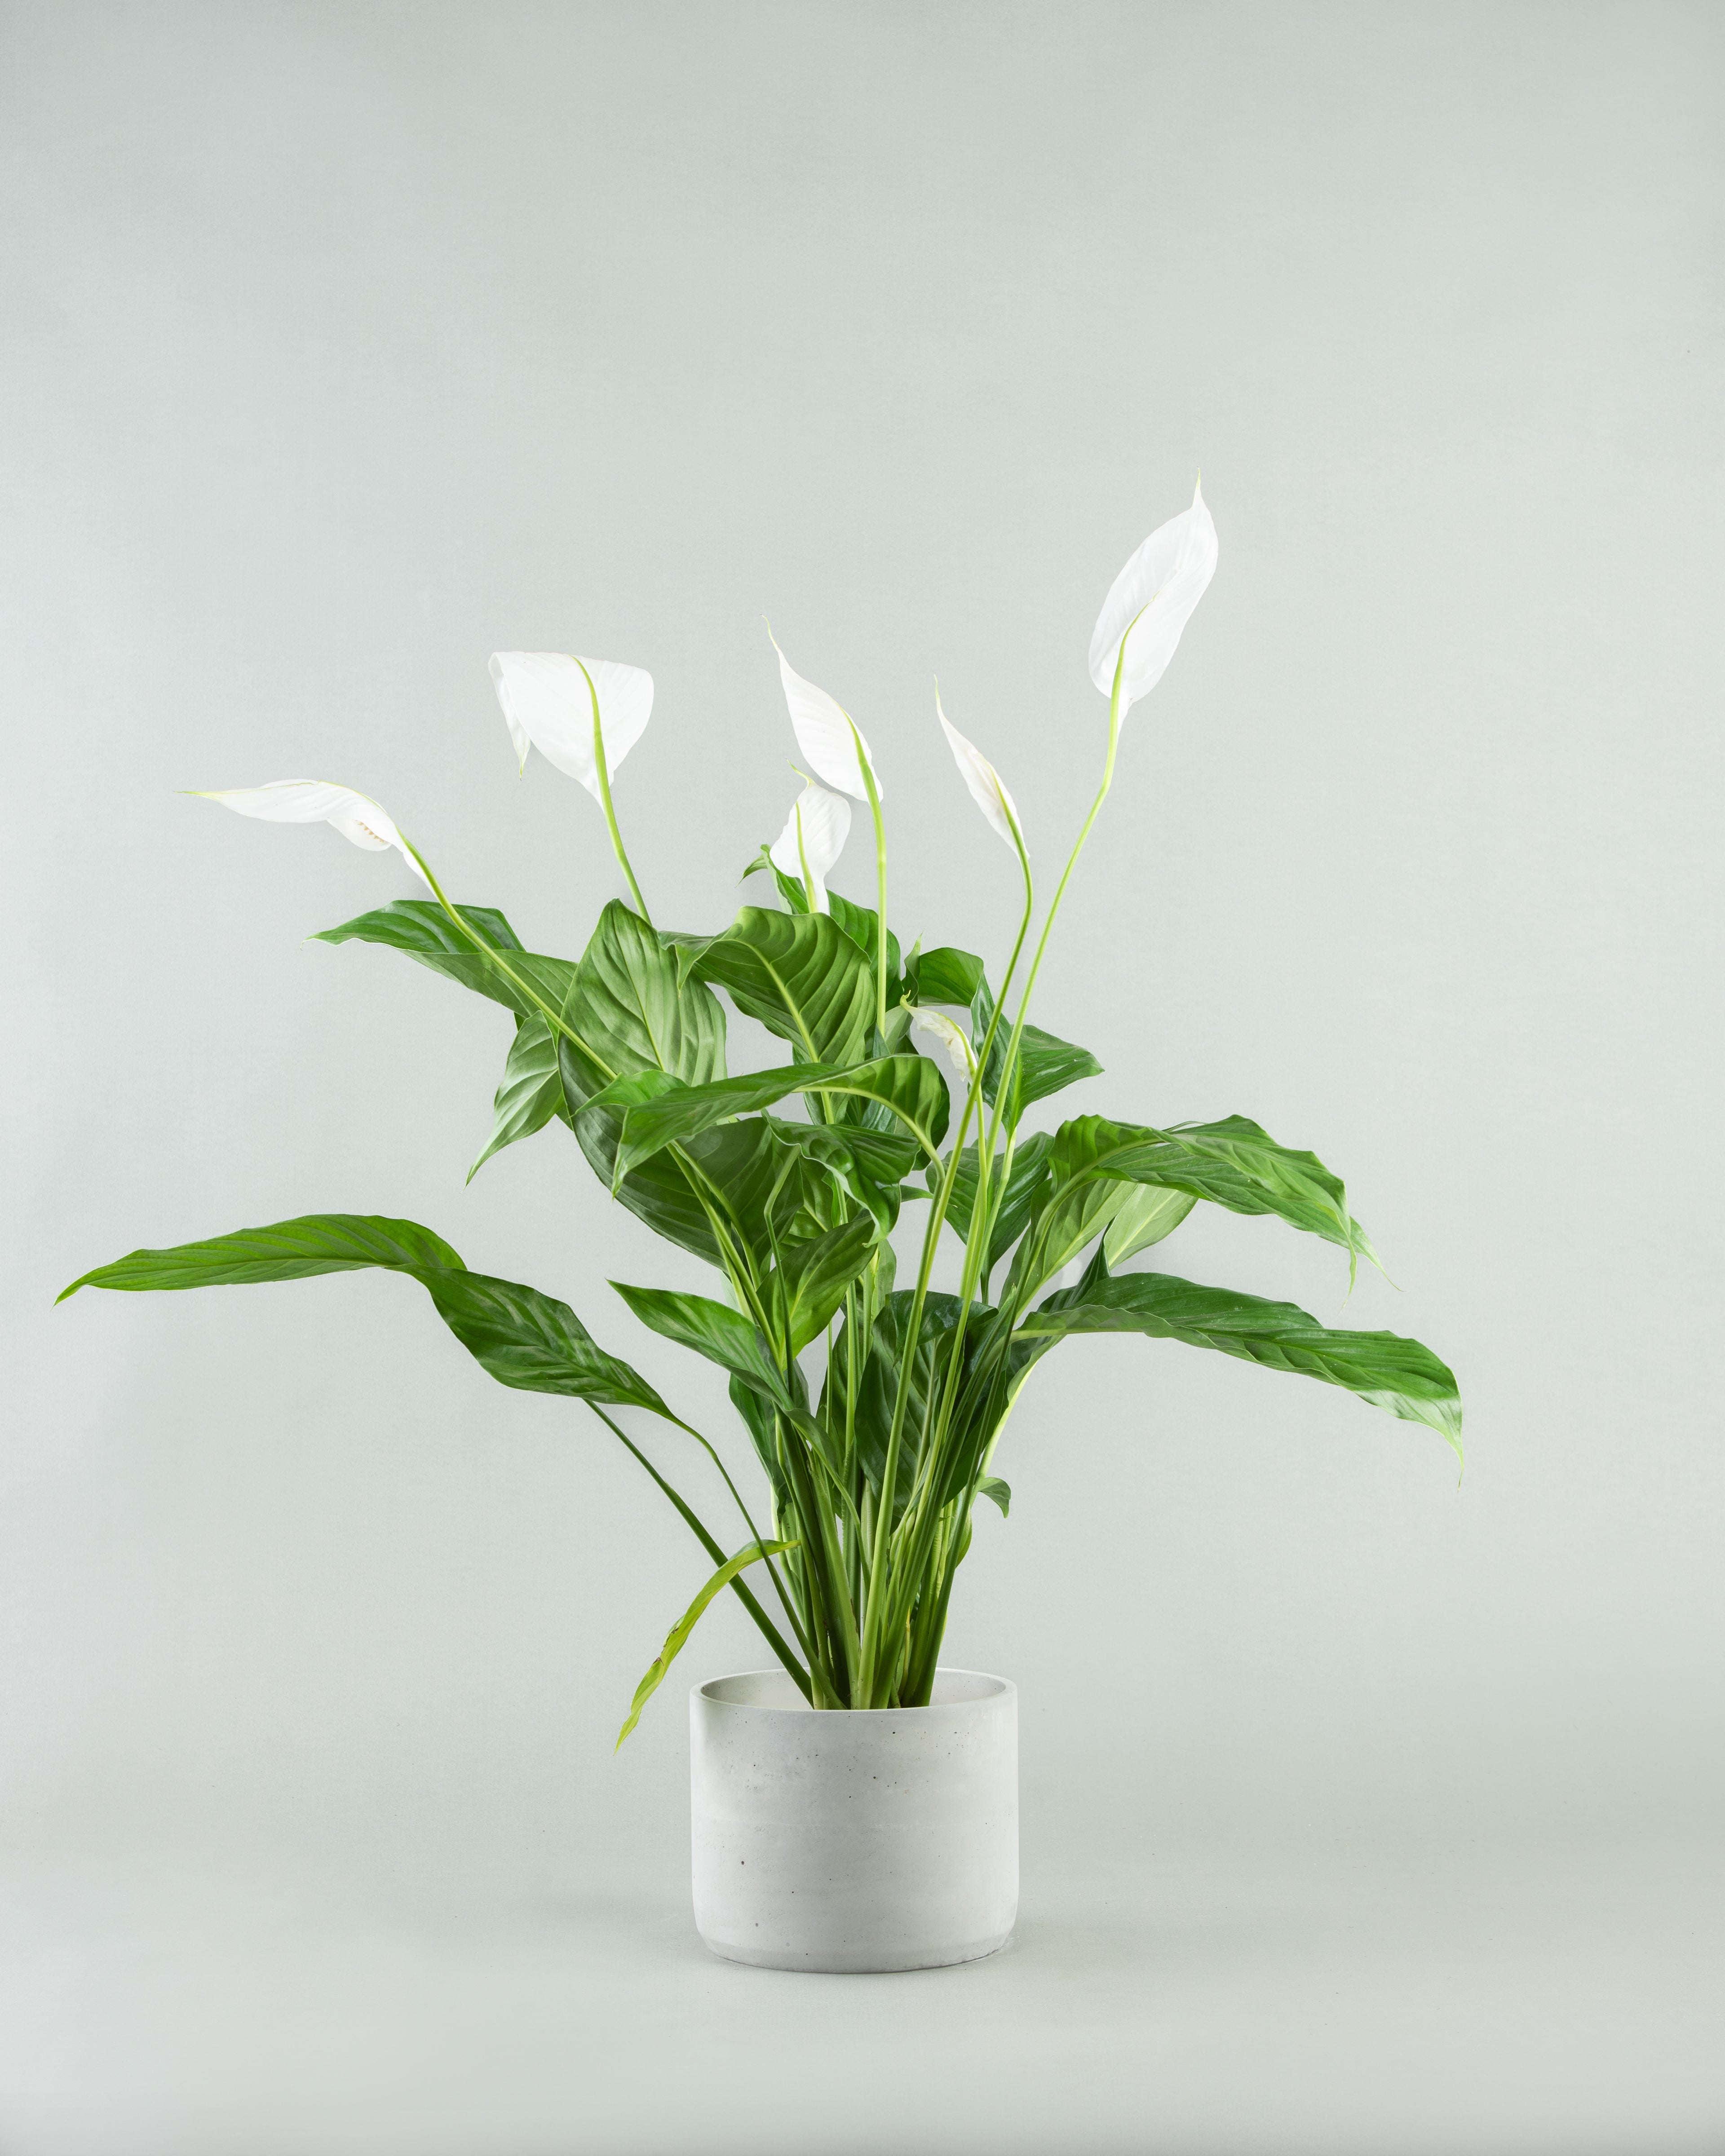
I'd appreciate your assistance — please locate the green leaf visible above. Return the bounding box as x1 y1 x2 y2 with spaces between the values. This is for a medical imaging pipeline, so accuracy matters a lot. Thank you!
313 900 575 1023
1102 1185 1197 1266
977 1475 1011 1519
610 1281 785 1401
907 949 1100 1119
934 1132 1053 1272
416 1270 671 1412
846 1291 974 1524
615 1537 797 1749
987 1023 1104 1118
610 1056 950 1186
568 901 725 1088
468 1016 568 1183
58 1213 465 1296
691 907 876 1068
907 946 986 1007
59 1214 670 1415
773 1212 881 1356
1050 1114 1380 1282
1017 1268 1462 1459
314 897 525 959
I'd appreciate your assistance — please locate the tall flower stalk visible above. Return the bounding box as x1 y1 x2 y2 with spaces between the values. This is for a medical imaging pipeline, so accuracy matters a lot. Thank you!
63 487 1461 1735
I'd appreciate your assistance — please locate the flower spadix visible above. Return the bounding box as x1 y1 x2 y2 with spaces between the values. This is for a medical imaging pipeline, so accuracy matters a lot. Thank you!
1088 479 1219 716
936 690 1022 853
770 634 882 803
489 652 653 803
768 778 851 914
191 781 429 886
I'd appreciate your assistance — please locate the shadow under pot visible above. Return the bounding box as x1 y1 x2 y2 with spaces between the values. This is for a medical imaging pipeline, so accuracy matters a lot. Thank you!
689 1669 1018 1974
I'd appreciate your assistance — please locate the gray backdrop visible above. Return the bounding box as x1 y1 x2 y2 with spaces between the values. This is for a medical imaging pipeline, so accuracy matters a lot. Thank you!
3 4 1721 2151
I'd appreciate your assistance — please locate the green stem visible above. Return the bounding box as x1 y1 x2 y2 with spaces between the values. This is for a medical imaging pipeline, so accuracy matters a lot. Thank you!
588 1405 810 1701
852 726 889 1038
575 657 652 926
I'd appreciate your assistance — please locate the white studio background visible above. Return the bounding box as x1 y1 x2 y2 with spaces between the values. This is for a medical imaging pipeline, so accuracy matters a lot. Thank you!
2 6 1721 2152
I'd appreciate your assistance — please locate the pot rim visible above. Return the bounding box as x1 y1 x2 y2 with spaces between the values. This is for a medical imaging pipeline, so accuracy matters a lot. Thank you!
694 1667 1015 1718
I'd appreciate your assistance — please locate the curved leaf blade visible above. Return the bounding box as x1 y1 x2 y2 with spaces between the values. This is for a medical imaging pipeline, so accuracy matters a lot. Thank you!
1018 1268 1462 1458
60 1214 670 1416
1051 1114 1379 1281
468 1016 568 1182
58 1214 465 1298
692 908 876 1068
615 1537 797 1750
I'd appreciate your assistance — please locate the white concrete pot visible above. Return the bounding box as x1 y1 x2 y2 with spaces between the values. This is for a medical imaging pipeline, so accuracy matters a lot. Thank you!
690 1668 1017 1973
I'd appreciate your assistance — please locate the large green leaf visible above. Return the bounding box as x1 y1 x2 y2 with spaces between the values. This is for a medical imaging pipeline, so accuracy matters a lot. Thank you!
58 1213 466 1294
568 901 725 1087
615 1537 797 1749
1050 1113 1380 1281
468 1015 568 1182
59 1214 669 1414
313 900 575 1023
742 851 905 1008
609 1281 785 1400
691 908 876 1068
1017 1267 1462 1458
610 1056 949 1186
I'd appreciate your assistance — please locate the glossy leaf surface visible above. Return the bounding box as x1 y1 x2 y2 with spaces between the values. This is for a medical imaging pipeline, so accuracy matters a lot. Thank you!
1018 1268 1462 1457
615 1537 796 1749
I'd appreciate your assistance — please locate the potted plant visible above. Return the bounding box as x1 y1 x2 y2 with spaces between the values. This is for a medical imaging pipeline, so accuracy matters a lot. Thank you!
60 483 1461 1972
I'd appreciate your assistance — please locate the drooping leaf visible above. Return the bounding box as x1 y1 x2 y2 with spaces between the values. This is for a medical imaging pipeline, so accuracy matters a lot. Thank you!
692 907 876 1068
1050 1113 1380 1281
313 900 575 1022
610 1281 785 1401
610 1056 950 1186
1017 1267 1462 1459
58 1213 467 1295
59 1214 669 1414
468 1015 569 1182
615 1537 797 1749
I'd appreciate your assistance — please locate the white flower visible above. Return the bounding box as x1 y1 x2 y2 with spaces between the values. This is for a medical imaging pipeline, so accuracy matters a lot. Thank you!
768 779 851 915
191 781 429 886
489 652 653 802
935 690 1022 853
911 1007 977 1085
769 634 883 802
1088 479 1219 716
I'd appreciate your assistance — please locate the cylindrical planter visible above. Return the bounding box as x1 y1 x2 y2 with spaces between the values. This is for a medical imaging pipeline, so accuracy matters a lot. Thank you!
690 1667 1017 1974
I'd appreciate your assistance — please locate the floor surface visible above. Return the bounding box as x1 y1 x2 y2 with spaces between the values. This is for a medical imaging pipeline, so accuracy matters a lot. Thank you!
1 1846 1720 2155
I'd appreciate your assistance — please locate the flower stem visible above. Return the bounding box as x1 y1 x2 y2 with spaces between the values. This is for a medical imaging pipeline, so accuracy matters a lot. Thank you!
575 657 653 926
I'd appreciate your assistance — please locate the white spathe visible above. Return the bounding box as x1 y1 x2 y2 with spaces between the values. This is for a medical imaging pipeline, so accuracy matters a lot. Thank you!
1087 479 1219 715
768 779 851 915
911 1007 978 1084
936 692 1022 852
192 781 429 886
770 636 882 803
489 652 654 802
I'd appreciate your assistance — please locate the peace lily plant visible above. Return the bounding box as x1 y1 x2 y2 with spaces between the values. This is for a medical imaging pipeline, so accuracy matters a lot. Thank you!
62 486 1462 1740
